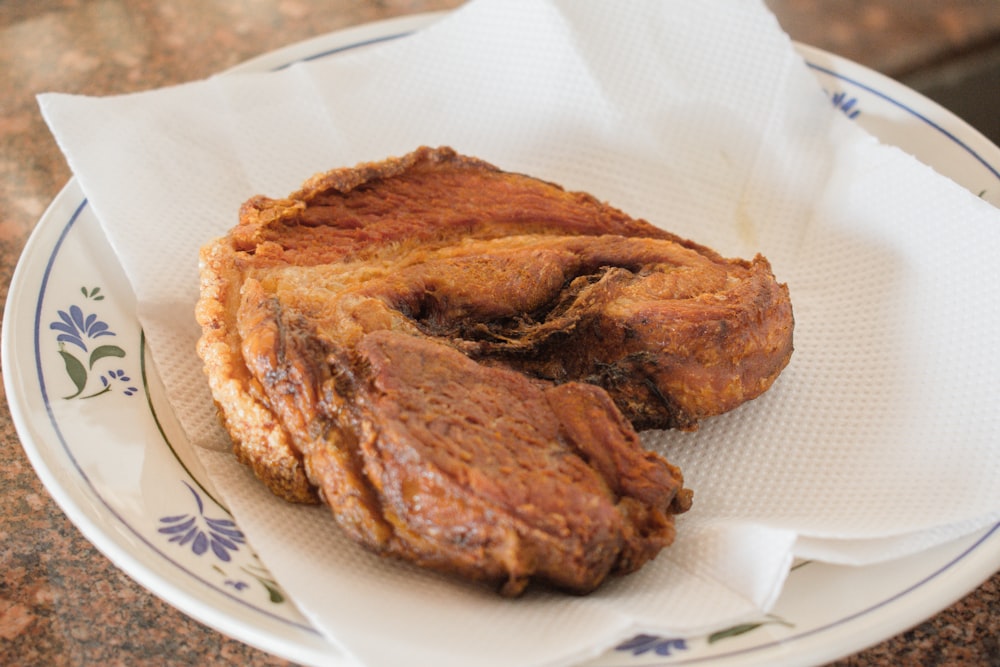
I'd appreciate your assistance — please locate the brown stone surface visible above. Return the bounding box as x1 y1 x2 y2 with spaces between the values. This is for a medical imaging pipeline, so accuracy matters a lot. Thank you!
1 2 996 665
766 0 1000 77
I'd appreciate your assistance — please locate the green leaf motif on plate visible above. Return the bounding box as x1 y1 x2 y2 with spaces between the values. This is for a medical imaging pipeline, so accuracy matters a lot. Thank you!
708 615 794 644
57 349 88 399
89 344 126 368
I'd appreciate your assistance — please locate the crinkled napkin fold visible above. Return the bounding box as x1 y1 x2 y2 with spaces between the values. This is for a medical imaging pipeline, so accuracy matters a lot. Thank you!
38 0 1000 665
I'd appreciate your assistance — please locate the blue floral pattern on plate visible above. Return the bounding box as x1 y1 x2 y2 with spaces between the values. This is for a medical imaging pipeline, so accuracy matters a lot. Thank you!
830 89 861 119
157 481 286 602
49 286 134 399
45 277 291 608
159 481 246 561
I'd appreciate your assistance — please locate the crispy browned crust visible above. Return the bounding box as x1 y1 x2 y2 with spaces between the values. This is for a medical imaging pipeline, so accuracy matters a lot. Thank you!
195 146 791 593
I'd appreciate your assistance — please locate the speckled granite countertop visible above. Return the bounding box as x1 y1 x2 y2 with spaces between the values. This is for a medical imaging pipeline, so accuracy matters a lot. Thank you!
1 2 997 665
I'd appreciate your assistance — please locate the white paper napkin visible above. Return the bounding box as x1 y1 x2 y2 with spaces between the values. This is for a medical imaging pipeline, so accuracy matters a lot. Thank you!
38 1 1000 665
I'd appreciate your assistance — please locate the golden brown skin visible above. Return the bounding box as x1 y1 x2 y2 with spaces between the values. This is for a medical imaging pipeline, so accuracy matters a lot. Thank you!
195 146 791 594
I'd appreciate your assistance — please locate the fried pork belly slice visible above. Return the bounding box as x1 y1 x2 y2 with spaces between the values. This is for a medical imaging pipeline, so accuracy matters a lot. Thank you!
196 145 710 504
243 322 690 596
195 146 792 592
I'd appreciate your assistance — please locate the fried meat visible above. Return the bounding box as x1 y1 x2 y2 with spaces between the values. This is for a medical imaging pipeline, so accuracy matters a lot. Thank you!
195 146 792 594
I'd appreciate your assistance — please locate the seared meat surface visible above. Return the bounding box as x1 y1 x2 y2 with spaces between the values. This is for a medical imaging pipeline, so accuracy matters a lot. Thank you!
196 146 792 594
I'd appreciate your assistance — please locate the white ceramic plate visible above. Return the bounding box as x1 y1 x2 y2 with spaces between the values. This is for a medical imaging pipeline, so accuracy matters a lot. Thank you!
4 12 999 667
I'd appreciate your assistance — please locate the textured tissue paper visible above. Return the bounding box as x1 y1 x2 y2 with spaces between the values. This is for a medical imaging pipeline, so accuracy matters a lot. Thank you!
39 0 1000 665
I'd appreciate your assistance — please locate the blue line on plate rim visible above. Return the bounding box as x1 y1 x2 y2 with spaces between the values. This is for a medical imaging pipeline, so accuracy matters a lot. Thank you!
272 31 413 69
808 62 1000 183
